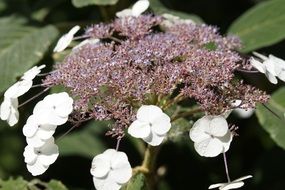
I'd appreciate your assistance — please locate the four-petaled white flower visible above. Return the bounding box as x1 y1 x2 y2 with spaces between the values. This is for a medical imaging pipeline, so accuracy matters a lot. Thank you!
128 105 171 146
23 137 59 176
32 92 74 125
250 52 285 84
90 149 132 190
116 0 149 17
189 115 233 157
208 175 253 190
53 25 80 52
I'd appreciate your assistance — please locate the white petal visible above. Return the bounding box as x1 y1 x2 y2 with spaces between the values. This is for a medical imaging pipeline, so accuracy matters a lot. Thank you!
189 116 211 142
35 107 68 125
73 38 100 50
0 98 13 120
26 135 47 148
208 183 225 189
264 59 277 76
250 57 265 74
233 108 254 119
137 105 163 123
221 181 244 190
269 55 285 81
7 105 19 127
27 161 48 176
128 120 151 138
131 0 149 17
91 154 111 178
41 92 73 118
4 80 33 99
116 9 132 18
233 175 253 182
143 131 165 146
253 52 268 61
93 175 121 190
23 115 39 137
151 113 171 135
218 130 233 153
110 151 132 184
21 65 46 81
23 145 37 165
53 25 80 52
264 70 278 84
194 138 223 157
209 116 228 137
37 138 59 166
36 125 57 140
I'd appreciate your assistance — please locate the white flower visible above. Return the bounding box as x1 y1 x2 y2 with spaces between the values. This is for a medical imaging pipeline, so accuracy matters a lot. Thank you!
72 38 100 51
33 92 73 125
128 105 171 146
189 115 233 157
90 149 132 190
23 115 57 139
131 0 150 17
116 0 149 17
21 65 46 81
250 56 277 84
23 137 59 176
160 13 195 30
4 80 33 99
233 108 254 119
53 25 80 52
0 98 19 126
250 52 285 84
208 175 253 190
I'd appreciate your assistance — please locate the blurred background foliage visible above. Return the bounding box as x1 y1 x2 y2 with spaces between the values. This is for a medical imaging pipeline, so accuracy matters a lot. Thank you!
1 0 285 189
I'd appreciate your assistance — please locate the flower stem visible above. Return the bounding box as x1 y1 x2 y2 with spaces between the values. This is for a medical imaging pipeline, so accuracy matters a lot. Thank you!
223 151 231 182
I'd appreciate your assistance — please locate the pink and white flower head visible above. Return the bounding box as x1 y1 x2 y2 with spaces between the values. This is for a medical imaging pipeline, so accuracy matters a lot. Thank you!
90 149 132 190
128 105 171 146
189 115 233 157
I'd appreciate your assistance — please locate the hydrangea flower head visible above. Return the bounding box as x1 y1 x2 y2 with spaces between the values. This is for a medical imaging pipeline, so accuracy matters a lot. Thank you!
208 175 253 190
53 25 80 52
90 149 132 190
128 105 171 146
189 115 233 157
23 137 59 176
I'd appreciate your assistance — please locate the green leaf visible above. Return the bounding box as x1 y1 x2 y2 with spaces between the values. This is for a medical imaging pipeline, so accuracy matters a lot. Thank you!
121 172 149 190
57 121 109 158
228 0 285 52
0 177 28 190
256 87 285 150
149 0 203 24
46 180 68 190
0 16 58 92
71 0 119 7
